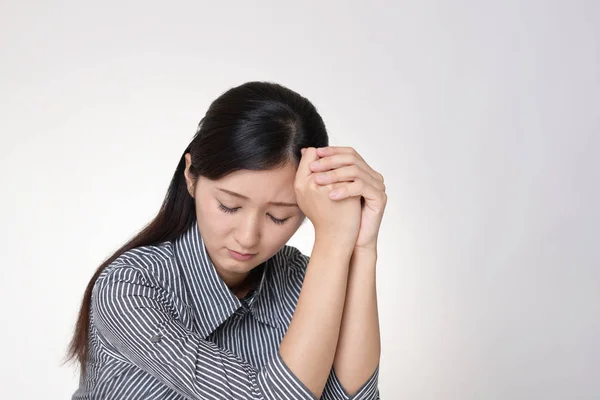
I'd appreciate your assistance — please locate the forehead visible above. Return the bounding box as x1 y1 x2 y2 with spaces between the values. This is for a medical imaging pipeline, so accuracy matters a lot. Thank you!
202 163 298 202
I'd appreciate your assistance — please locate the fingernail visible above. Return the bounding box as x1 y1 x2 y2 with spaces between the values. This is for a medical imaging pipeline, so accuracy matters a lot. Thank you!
330 190 340 198
301 148 306 154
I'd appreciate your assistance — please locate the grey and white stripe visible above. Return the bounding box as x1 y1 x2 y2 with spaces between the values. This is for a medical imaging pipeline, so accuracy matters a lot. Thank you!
72 221 379 399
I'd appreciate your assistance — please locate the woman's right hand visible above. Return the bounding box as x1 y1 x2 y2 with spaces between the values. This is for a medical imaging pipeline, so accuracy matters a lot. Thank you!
295 147 361 246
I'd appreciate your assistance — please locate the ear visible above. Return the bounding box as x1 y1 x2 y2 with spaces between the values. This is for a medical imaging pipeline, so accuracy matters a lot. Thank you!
184 153 195 198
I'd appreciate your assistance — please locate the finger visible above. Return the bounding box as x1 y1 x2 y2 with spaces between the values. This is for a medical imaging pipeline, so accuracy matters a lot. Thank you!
296 147 319 179
310 152 383 181
328 180 386 207
315 165 385 192
316 146 365 162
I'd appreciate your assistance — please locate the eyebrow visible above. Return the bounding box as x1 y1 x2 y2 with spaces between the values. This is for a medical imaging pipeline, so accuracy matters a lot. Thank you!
217 188 299 207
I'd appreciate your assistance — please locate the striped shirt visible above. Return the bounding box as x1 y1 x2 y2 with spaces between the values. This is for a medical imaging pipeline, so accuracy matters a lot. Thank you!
73 221 380 399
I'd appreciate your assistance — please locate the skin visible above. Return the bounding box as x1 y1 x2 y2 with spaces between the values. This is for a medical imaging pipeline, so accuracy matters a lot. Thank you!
309 146 386 395
184 154 305 297
183 146 387 397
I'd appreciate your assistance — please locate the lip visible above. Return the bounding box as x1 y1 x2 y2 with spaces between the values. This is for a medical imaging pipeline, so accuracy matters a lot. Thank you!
228 249 256 261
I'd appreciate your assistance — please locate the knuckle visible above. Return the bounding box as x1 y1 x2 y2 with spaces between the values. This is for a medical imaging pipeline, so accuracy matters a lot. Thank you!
351 148 364 161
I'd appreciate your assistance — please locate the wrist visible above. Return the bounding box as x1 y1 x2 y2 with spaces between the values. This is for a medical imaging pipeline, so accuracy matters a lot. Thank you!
315 229 357 250
351 246 378 264
353 243 378 256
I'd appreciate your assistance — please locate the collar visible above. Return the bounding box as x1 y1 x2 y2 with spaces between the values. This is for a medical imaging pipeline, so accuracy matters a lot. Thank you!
244 257 279 328
173 222 277 337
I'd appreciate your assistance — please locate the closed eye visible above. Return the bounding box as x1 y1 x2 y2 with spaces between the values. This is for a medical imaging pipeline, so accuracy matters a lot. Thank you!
217 202 239 214
217 201 290 225
269 215 288 225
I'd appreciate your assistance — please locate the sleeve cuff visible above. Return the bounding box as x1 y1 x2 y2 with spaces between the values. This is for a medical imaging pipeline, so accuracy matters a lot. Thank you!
257 350 318 400
321 365 380 400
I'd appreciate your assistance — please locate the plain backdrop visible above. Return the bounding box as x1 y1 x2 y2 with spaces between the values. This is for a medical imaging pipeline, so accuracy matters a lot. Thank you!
1 1 599 399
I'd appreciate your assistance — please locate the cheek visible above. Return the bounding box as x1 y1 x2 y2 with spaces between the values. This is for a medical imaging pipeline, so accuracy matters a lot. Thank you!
201 211 231 235
196 201 231 238
263 224 300 251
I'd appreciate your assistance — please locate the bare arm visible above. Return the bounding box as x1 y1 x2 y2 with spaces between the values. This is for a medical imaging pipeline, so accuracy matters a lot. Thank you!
281 146 363 398
332 248 380 396
279 235 354 398
303 145 385 398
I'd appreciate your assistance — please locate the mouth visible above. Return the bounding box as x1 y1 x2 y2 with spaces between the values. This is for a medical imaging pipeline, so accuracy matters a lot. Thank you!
228 249 257 260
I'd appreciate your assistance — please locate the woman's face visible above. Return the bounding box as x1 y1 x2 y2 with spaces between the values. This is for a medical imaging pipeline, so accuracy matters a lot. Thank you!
184 154 305 286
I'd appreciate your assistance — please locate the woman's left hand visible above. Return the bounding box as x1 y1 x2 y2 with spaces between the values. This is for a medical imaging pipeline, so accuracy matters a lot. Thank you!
309 146 387 252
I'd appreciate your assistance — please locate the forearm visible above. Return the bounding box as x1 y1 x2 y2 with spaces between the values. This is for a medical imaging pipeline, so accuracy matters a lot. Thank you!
279 235 354 398
333 248 380 396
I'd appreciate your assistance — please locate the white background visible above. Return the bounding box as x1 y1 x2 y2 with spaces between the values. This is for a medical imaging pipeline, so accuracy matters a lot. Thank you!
1 1 599 399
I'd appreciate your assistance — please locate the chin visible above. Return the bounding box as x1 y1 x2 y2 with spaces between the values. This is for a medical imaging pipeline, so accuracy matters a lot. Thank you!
220 253 262 273
223 261 256 274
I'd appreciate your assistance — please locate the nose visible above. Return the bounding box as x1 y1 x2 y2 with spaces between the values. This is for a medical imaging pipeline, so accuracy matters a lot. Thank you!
234 215 260 252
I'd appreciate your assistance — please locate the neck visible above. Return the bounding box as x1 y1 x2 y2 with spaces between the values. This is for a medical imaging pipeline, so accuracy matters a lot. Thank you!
216 262 265 299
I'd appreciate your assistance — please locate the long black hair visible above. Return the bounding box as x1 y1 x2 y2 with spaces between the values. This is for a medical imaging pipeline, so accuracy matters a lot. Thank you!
66 81 329 377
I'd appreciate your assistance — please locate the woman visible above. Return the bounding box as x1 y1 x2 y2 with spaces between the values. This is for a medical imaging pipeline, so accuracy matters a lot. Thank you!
68 81 387 399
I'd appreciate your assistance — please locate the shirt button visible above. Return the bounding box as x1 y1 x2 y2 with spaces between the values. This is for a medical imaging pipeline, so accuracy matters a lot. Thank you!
150 334 162 343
